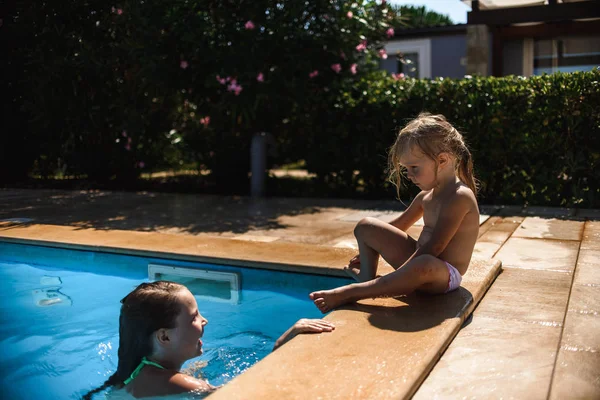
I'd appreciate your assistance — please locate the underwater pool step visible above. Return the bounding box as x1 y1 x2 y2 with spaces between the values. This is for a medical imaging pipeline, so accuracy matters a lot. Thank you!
148 264 240 304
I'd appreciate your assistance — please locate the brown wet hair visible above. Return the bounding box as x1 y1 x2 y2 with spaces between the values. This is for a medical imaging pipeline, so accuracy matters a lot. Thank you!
82 281 186 399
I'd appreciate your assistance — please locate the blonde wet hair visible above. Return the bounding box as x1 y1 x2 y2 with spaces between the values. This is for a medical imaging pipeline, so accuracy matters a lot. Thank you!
388 113 477 197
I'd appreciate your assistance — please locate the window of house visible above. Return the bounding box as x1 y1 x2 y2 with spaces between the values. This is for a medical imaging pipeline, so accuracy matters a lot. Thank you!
534 35 600 75
384 39 431 78
398 52 420 78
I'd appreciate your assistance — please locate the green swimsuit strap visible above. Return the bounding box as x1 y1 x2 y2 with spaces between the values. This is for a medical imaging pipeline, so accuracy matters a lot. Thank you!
123 356 166 385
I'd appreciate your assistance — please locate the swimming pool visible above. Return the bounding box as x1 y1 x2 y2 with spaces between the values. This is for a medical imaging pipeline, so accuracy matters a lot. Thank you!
0 242 350 399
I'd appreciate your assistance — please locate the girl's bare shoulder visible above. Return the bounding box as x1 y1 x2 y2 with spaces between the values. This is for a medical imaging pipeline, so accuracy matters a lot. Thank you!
454 182 478 205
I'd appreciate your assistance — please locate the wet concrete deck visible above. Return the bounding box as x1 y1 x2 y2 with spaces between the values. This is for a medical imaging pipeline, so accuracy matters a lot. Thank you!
1 189 598 399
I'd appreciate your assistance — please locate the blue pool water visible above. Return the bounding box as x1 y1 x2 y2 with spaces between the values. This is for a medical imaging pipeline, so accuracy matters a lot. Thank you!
0 242 350 400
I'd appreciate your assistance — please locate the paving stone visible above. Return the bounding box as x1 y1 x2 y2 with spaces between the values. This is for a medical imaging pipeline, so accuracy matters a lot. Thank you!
575 249 600 286
234 234 280 243
478 214 490 225
337 210 388 222
372 211 402 223
550 286 600 400
487 216 526 232
494 238 579 273
406 225 423 240
512 217 584 241
565 285 600 333
581 221 600 250
472 241 501 259
330 237 358 250
478 230 512 245
477 216 503 237
415 316 561 400
474 268 571 325
549 348 600 400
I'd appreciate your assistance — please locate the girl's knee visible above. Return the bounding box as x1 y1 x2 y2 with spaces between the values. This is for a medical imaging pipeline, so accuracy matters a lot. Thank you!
354 217 378 237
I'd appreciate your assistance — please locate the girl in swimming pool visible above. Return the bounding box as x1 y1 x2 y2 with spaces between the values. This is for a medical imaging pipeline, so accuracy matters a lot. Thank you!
83 281 334 399
310 113 480 312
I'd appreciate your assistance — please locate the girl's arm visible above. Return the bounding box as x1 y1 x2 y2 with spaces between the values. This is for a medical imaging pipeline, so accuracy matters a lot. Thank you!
272 319 335 351
398 191 472 266
388 191 425 231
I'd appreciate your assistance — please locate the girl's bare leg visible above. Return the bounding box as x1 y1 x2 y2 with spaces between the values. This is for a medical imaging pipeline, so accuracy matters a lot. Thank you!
349 217 417 282
312 255 450 313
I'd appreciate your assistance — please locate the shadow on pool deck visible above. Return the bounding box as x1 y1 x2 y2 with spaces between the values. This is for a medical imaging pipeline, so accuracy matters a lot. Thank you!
0 189 410 237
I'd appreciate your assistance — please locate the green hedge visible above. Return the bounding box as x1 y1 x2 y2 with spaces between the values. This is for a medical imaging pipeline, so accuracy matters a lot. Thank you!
285 70 600 207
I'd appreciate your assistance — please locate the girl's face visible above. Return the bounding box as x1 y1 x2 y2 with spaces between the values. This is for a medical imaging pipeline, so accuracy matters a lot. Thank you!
399 146 438 190
169 289 208 362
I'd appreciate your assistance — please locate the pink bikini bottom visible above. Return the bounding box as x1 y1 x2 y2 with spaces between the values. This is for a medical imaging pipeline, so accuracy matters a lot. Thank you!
444 261 462 293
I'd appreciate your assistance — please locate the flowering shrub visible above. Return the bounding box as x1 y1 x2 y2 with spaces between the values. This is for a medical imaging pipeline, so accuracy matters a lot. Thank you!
4 0 393 186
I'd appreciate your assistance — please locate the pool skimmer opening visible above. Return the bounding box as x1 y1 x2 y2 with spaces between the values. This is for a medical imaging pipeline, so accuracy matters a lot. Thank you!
148 264 240 304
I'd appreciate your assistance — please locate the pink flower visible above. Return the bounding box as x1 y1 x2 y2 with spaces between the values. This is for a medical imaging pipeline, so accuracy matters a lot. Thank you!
350 63 358 75
216 75 227 84
309 70 319 78
122 130 127 137
331 64 342 73
117 8 123 15
200 116 210 126
245 20 255 30
111 7 115 13
347 11 353 18
340 51 347 60
227 81 243 96
127 137 132 144
125 144 131 151
356 40 367 52
138 161 145 168
256 72 264 82
379 49 388 60
180 60 189 69
392 73 405 80
386 27 395 38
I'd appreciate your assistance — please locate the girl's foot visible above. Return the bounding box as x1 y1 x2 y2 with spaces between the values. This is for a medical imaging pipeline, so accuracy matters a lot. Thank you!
309 289 350 313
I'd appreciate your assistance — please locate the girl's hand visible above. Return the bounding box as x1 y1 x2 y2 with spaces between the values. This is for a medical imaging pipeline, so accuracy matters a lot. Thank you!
273 319 335 351
348 254 360 267
292 318 335 335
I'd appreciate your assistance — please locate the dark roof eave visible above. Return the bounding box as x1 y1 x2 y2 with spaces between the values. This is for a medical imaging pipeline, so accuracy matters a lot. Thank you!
392 24 468 39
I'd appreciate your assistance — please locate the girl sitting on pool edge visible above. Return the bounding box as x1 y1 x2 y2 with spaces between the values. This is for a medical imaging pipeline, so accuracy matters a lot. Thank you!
311 113 480 312
83 281 334 399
